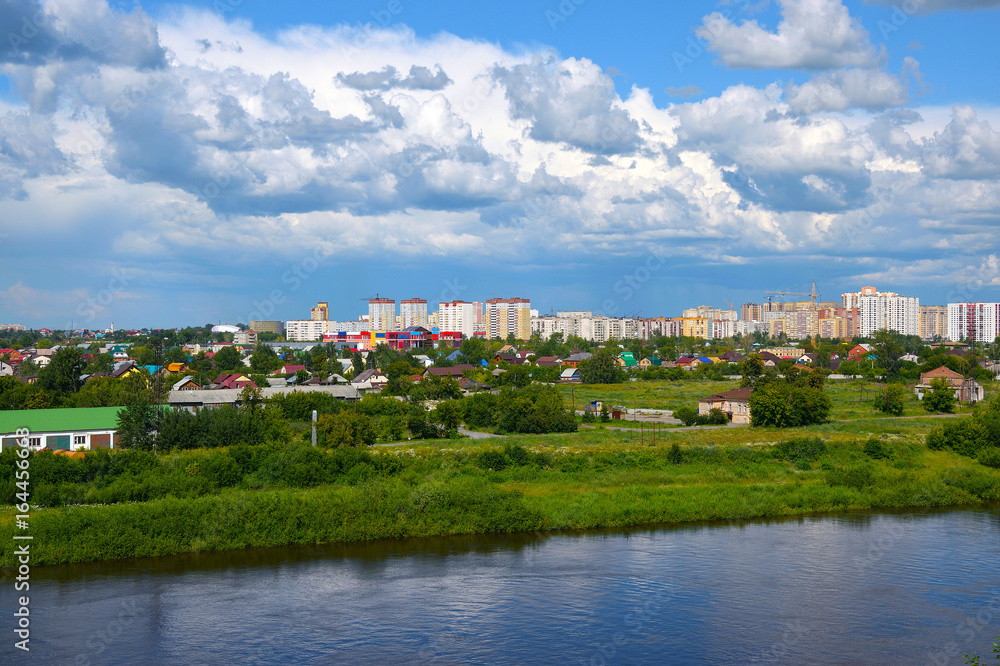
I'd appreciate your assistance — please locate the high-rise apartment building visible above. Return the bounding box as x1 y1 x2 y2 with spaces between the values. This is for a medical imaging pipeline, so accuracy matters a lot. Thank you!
368 297 396 332
741 303 764 322
438 300 481 338
310 302 329 321
947 303 1000 342
400 298 428 329
250 320 284 336
919 306 948 340
843 286 919 336
485 298 531 340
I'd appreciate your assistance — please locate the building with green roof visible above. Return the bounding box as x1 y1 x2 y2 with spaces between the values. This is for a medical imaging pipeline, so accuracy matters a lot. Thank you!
0 407 123 452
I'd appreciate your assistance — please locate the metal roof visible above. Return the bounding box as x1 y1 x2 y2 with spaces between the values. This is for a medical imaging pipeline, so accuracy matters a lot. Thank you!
0 407 123 435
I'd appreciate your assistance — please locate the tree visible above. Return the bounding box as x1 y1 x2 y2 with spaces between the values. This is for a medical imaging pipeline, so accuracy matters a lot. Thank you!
38 347 86 396
738 354 767 390
871 328 905 380
673 406 699 426
432 399 464 434
384 360 416 396
316 411 377 447
352 352 365 377
923 377 956 413
458 338 487 367
579 351 626 384
749 381 831 428
249 344 282 374
214 345 244 373
874 383 907 416
116 399 157 450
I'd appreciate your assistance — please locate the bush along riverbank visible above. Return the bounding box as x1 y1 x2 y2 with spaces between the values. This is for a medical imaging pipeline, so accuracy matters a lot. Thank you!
2 427 1000 566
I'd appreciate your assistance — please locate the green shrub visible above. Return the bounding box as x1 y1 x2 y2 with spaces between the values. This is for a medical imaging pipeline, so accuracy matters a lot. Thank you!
825 463 876 490
673 406 699 427
773 437 827 463
978 448 1000 469
863 437 892 460
476 449 509 471
667 443 684 465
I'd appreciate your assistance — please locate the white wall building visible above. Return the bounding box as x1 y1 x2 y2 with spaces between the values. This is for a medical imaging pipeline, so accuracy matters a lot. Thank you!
947 303 1000 342
844 286 919 336
438 300 481 337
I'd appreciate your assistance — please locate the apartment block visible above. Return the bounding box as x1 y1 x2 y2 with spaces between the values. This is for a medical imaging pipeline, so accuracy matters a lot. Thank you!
249 320 284 336
438 300 481 338
741 303 764 322
400 298 428 329
947 303 1000 342
485 298 531 340
310 302 329 321
285 320 327 342
843 286 919 336
368 298 396 332
919 306 948 340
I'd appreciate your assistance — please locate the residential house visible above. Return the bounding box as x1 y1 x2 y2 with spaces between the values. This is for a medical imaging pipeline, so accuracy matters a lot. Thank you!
638 357 662 370
352 369 388 388
533 356 562 367
914 366 984 404
494 353 523 365
847 344 873 362
697 387 753 425
111 361 144 381
0 361 12 377
168 385 366 413
0 407 122 451
717 351 744 364
560 368 580 382
171 376 203 391
279 364 307 375
213 373 258 390
617 352 638 368
166 362 189 374
562 352 593 368
425 364 474 378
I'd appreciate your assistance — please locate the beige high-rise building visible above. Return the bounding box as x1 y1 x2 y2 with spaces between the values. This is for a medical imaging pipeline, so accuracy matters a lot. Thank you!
310 302 329 321
368 298 396 332
919 306 948 340
485 298 531 340
400 298 428 329
438 300 480 337
741 303 764 322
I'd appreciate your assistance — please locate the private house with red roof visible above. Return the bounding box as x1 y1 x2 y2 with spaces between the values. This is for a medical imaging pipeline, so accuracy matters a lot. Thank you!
213 373 258 390
914 366 983 404
847 344 873 362
425 364 474 378
697 387 753 425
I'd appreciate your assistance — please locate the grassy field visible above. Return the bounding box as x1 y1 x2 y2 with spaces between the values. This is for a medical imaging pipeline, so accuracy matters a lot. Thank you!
557 377 993 421
556 378 740 412
3 408 998 566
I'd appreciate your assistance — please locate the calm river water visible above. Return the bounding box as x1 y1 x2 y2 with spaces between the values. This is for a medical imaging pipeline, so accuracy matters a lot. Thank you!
4 507 1000 665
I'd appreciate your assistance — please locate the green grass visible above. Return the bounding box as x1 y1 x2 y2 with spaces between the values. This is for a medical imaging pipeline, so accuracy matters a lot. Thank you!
557 378 740 412
4 415 999 567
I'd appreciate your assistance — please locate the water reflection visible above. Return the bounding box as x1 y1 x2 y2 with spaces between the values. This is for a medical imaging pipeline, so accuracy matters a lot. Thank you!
4 505 999 665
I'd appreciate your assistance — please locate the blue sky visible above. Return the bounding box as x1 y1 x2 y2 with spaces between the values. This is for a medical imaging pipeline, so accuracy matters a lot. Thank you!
1 0 1000 329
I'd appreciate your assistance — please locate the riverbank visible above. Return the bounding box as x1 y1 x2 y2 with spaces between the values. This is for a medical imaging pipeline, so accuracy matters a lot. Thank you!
2 418 999 567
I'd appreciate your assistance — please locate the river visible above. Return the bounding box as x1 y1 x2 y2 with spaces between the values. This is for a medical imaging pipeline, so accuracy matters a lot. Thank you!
4 507 1000 664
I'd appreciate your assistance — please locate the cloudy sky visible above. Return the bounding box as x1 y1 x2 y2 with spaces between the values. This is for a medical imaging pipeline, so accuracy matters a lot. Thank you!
1 0 1000 329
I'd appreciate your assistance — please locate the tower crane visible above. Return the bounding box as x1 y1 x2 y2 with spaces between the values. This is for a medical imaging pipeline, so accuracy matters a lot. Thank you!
762 281 821 309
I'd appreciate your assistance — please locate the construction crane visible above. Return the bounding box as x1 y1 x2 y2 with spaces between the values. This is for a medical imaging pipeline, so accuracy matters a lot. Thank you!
723 298 736 312
763 281 821 309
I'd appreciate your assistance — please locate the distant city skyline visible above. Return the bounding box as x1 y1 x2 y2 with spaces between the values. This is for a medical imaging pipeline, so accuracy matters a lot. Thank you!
1 0 999 328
